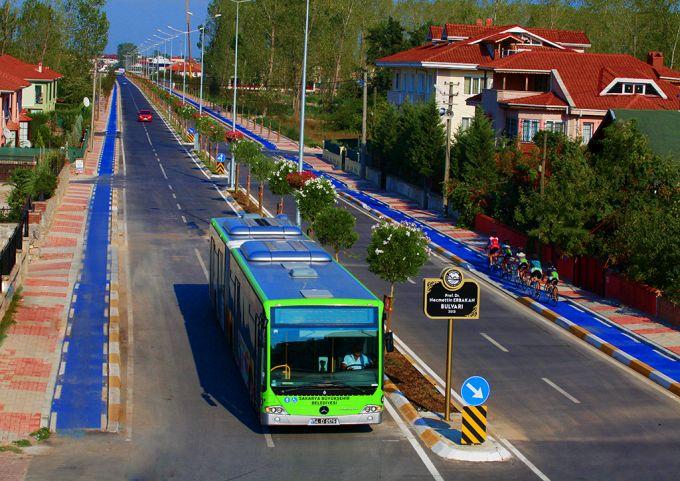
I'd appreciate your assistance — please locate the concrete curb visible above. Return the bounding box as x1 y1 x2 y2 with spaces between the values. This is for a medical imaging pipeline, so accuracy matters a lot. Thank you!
384 379 511 462
106 85 123 432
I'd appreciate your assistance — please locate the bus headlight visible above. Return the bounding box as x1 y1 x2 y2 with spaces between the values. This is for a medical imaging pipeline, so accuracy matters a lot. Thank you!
264 405 288 415
361 405 382 414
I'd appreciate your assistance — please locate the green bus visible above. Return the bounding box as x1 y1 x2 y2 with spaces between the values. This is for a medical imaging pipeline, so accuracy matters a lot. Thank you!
209 215 384 426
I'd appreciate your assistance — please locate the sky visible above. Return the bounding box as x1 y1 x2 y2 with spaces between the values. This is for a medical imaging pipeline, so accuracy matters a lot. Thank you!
105 0 213 54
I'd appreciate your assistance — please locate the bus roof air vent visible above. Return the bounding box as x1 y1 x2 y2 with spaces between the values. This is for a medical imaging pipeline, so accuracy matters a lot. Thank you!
220 216 303 238
289 267 318 278
241 240 332 262
300 289 333 298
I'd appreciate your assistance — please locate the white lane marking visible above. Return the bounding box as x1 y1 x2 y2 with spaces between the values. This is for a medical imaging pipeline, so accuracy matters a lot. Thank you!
181 215 187 223
172 193 176 199
168 184 173 190
195 248 208 280
176 203 182 210
621 332 641 343
159 163 168 179
568 304 584 313
384 400 444 481
480 332 509 353
145 130 152 145
542 378 581 404
495 437 552 481
407 277 416 284
394 335 551 481
263 429 275 448
656 351 677 361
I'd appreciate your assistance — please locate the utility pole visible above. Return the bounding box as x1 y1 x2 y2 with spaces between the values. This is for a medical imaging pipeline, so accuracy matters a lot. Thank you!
296 0 310 227
185 0 191 62
540 131 547 196
442 81 455 217
360 70 368 179
88 59 96 152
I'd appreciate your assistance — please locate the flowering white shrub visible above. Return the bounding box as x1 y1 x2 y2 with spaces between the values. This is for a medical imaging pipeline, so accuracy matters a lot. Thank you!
293 177 337 224
366 220 430 296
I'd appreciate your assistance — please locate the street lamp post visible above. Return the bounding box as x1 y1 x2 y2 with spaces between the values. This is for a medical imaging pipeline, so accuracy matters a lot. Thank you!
168 25 189 104
229 0 251 190
296 0 310 227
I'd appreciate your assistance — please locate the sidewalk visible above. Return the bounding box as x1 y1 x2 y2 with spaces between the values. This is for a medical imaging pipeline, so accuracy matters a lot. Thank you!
166 85 680 391
0 94 112 445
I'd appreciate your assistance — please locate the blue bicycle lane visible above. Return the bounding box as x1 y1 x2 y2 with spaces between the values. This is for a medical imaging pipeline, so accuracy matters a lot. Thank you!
169 86 680 388
51 83 117 430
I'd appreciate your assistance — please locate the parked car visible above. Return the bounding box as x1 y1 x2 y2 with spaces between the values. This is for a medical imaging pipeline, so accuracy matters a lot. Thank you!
137 110 153 122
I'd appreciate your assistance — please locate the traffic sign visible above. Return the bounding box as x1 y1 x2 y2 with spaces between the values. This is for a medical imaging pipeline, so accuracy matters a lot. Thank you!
188 128 195 134
423 267 479 319
216 153 226 163
461 375 490 406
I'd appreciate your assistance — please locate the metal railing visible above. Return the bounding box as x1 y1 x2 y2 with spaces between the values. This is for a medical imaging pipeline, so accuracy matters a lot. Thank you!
0 195 32 288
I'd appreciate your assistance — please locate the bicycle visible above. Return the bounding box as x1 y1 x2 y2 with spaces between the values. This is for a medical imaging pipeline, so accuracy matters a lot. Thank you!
545 281 559 303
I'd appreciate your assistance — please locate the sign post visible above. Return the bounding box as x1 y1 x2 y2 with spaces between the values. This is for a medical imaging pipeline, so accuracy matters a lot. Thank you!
423 266 480 421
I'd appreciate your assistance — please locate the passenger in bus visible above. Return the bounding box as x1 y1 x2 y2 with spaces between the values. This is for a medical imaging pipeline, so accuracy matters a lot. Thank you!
341 345 373 371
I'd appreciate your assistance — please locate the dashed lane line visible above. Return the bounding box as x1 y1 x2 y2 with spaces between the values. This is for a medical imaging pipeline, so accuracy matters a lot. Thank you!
481 332 510 353
542 378 581 404
159 163 168 179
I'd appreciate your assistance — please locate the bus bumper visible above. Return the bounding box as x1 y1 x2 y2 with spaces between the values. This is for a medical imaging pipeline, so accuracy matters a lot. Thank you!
261 412 382 426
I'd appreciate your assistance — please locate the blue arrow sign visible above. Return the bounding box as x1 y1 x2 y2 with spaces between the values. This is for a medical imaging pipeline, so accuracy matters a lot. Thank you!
216 153 226 163
188 128 195 134
461 376 490 406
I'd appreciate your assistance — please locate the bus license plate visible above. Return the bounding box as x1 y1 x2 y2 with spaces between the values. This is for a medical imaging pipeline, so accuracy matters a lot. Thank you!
309 418 339 425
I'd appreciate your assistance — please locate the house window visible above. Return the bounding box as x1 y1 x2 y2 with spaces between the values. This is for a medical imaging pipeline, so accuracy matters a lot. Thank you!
505 117 518 138
35 85 43 104
418 73 425 93
582 122 594 144
394 73 400 90
460 117 473 131
464 77 483 95
623 83 634 94
521 119 540 142
545 121 564 133
19 122 28 144
534 75 549 92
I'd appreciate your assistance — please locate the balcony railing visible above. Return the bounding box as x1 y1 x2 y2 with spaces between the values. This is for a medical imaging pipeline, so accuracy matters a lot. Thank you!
387 90 431 105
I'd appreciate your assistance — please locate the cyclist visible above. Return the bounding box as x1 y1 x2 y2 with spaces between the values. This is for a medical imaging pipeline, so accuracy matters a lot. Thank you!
545 263 559 287
500 240 514 273
516 247 529 273
529 257 543 282
487 232 501 267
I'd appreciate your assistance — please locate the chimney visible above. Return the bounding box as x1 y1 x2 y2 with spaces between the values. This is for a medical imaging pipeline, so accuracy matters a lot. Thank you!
37 62 43 73
486 18 493 27
476 18 483 26
647 51 664 69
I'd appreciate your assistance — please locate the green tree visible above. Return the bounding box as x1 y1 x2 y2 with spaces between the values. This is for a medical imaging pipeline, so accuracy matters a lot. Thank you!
313 207 359 261
231 139 261 195
366 17 407 92
250 154 275 215
117 42 137 69
515 133 597 256
366 221 429 331
369 99 398 170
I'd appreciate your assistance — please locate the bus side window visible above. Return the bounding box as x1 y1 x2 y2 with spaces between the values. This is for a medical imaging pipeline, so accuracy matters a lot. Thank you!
209 238 216 301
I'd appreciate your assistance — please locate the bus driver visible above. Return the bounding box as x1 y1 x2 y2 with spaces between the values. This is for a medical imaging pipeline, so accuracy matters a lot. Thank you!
342 345 373 371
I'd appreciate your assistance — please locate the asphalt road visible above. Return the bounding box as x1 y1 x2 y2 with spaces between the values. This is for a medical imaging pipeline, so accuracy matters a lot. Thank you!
231 120 680 479
24 80 551 481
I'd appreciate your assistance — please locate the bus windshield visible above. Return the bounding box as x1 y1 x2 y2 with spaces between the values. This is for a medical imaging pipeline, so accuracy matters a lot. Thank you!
270 307 379 394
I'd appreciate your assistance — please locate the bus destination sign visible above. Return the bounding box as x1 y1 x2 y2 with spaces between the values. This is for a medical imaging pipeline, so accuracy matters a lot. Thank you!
423 267 480 319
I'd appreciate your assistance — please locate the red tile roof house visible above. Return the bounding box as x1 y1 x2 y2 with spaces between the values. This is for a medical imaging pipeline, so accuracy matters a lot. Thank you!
375 19 591 132
0 54 63 114
474 50 680 145
0 68 30 147
169 60 202 78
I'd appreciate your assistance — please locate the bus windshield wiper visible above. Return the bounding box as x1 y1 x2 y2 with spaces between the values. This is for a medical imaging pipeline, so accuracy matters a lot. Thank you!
317 382 372 394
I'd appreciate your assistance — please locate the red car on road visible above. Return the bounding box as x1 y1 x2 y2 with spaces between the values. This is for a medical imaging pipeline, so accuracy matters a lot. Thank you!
137 110 153 122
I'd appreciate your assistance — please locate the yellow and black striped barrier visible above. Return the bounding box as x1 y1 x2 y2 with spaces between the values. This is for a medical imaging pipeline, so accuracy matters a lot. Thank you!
461 405 487 445
215 162 225 175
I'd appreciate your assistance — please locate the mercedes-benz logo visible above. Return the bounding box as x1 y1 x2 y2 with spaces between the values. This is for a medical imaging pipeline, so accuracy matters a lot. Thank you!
319 406 329 415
